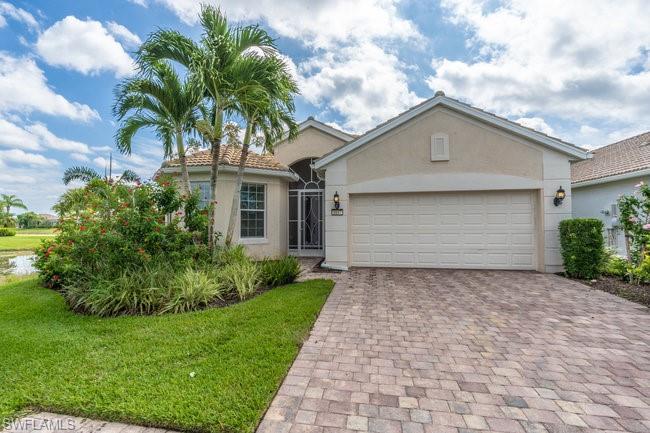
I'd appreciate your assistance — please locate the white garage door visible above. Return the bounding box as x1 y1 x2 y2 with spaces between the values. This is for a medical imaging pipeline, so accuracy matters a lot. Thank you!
350 190 537 269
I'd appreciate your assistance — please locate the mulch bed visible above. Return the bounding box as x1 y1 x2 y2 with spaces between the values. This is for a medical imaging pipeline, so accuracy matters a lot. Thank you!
575 276 650 308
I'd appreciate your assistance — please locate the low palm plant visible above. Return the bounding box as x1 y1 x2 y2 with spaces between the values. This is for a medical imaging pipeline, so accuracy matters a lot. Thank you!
161 268 225 314
219 259 262 300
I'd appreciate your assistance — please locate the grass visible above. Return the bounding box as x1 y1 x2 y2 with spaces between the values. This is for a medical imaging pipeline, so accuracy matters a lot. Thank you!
0 277 333 433
16 228 57 235
0 228 55 251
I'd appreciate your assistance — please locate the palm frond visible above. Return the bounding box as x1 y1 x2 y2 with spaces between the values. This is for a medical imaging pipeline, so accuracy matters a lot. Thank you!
63 166 101 185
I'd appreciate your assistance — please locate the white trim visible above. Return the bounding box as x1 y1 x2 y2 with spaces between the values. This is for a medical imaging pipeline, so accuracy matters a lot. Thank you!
280 118 354 143
240 238 269 245
572 168 650 188
346 173 543 194
161 164 299 181
239 182 266 240
313 95 589 169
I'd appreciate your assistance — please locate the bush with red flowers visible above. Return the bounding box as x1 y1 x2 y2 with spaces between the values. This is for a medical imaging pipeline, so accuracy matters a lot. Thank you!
34 177 208 290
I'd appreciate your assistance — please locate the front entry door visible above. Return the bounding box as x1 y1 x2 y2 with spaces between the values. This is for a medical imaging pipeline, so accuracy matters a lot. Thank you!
289 189 324 256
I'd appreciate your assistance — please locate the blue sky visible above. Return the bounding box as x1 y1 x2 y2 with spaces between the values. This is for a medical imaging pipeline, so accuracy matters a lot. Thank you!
1 0 649 213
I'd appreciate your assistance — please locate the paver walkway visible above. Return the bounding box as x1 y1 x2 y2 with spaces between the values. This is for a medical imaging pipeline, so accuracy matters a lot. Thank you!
257 268 650 433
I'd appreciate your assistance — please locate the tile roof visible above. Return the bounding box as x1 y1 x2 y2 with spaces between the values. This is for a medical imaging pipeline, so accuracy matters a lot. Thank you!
571 131 650 184
164 145 290 172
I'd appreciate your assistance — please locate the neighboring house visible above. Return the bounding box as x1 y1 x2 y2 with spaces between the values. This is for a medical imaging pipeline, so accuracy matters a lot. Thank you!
572 131 650 256
160 92 589 272
38 213 58 227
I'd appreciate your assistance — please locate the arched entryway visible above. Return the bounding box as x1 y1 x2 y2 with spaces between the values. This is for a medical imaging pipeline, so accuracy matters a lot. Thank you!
288 158 324 256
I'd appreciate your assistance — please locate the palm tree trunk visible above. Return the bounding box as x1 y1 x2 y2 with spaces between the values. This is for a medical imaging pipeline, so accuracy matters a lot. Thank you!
225 121 253 245
175 129 191 196
208 109 224 251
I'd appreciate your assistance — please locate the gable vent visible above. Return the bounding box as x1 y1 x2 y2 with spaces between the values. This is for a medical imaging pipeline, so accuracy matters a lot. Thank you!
431 133 449 161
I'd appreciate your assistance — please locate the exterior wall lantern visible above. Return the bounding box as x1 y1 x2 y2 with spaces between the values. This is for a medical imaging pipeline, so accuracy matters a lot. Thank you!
553 186 566 206
331 191 344 216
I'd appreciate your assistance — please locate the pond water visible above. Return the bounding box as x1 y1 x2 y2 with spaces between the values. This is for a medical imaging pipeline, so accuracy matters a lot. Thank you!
0 252 37 276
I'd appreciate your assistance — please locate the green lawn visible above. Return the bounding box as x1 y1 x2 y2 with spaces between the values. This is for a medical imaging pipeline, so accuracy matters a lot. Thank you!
0 229 55 251
16 228 57 235
0 277 333 433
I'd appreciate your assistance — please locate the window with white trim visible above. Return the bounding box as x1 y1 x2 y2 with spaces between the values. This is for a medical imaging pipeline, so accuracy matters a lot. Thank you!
240 183 265 238
430 133 449 161
190 182 211 208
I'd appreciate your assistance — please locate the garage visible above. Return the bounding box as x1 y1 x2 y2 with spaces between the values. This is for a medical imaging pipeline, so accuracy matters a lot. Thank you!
349 190 537 269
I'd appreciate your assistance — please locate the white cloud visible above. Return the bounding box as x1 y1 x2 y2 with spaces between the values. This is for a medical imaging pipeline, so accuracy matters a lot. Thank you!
300 42 422 132
427 0 650 135
0 53 99 121
36 16 136 77
515 117 554 135
0 117 93 157
0 1 38 30
0 118 41 150
106 21 142 48
128 0 148 6
154 0 420 48
0 173 36 184
27 123 92 154
0 149 58 167
151 0 424 131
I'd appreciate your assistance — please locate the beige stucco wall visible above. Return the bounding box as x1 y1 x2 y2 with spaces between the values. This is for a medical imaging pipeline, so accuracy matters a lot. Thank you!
186 170 289 259
322 107 574 273
274 126 348 166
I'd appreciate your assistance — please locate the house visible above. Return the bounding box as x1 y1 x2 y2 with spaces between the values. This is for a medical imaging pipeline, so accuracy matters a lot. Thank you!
571 131 650 255
38 213 58 227
160 92 589 272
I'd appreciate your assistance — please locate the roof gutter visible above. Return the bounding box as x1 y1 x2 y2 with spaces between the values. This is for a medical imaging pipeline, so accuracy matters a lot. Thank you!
160 165 299 181
572 167 650 188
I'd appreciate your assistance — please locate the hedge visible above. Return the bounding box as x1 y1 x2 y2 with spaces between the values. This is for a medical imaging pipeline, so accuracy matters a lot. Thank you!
0 227 16 237
559 218 605 279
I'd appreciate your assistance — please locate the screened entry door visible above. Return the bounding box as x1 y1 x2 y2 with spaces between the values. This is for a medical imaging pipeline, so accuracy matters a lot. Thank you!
289 190 324 256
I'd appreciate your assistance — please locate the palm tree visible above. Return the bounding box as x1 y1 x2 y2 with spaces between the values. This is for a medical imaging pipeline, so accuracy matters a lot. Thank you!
63 166 140 185
1 194 27 215
224 56 299 245
137 5 277 250
113 61 204 195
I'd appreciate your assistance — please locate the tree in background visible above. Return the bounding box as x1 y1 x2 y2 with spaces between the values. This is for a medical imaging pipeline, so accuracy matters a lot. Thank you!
17 211 45 229
1 194 27 215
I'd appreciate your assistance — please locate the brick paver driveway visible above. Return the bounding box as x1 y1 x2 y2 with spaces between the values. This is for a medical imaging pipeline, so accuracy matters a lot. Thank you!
258 268 650 433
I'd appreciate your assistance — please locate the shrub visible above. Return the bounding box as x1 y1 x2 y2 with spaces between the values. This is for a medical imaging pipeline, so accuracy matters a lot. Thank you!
219 259 262 300
65 265 172 316
260 256 301 287
629 254 650 285
214 244 248 266
160 268 224 314
34 178 208 289
559 218 605 279
618 181 650 265
0 227 16 237
602 252 629 278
